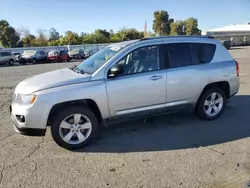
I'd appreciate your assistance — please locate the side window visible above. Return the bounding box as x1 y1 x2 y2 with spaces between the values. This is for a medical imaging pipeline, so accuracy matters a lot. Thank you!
115 45 160 75
40 51 45 55
189 43 216 64
36 51 40 56
165 43 191 68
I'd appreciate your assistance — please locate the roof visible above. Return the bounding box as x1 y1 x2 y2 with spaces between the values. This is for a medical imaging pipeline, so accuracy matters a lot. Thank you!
207 24 250 32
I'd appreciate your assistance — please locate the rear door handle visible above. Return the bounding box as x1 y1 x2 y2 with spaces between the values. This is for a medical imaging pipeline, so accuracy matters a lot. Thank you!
149 75 163 81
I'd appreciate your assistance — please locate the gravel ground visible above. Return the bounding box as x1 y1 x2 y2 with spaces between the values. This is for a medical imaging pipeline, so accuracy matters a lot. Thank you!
0 49 250 188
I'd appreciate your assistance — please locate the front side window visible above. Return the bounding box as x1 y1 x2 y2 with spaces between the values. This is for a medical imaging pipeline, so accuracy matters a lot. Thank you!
114 45 160 75
77 45 121 74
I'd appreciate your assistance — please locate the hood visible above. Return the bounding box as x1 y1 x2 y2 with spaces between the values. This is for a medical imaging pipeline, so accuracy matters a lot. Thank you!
15 68 91 94
68 51 79 55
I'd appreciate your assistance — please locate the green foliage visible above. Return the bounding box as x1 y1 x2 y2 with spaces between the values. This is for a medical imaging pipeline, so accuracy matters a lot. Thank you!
0 20 21 47
153 10 173 36
184 17 201 35
170 20 184 36
49 28 60 41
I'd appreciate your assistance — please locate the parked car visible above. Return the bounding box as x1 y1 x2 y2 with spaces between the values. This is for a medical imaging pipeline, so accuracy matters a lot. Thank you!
17 50 47 64
10 36 240 150
84 49 98 59
68 49 85 59
12 52 21 61
0 51 15 66
220 40 232 50
48 50 70 62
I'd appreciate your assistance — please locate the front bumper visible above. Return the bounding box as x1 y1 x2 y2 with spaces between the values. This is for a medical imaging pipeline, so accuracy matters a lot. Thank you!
17 57 32 63
10 101 51 136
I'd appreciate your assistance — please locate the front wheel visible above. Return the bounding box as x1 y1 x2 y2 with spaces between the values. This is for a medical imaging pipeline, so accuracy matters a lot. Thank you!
196 88 226 120
32 58 37 64
51 106 99 150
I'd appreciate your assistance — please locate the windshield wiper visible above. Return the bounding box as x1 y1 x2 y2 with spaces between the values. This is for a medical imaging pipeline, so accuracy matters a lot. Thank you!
69 65 84 74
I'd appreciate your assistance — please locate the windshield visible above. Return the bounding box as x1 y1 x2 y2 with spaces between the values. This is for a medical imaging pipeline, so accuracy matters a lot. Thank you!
23 50 36 56
77 45 121 74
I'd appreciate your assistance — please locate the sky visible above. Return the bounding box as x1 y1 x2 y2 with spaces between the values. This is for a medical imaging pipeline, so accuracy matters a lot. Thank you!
1 0 250 35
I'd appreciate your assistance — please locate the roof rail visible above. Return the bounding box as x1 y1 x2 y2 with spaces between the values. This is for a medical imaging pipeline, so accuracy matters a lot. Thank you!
140 35 215 41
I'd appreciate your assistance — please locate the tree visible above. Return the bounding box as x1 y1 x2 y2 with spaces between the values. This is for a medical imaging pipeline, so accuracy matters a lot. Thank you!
170 20 184 35
0 19 21 47
64 31 79 45
184 17 201 35
35 29 48 46
153 10 173 36
49 28 60 41
22 34 36 47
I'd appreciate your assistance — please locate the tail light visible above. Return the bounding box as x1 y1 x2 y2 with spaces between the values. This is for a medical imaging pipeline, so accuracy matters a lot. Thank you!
236 60 239 77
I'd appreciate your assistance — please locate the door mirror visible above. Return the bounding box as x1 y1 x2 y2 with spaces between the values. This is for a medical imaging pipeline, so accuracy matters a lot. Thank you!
109 64 124 77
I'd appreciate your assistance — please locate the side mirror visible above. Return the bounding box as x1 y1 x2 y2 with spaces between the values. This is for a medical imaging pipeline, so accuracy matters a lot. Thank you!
109 64 124 77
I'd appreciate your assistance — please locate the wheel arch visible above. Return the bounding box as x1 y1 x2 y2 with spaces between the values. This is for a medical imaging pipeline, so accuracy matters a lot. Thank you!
196 81 230 108
47 99 103 127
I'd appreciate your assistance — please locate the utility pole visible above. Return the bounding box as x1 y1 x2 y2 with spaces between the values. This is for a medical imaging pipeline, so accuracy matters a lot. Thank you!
144 21 148 38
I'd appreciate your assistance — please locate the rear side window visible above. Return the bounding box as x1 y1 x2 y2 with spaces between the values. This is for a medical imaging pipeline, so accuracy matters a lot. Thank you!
189 43 216 64
2 52 11 56
165 43 191 68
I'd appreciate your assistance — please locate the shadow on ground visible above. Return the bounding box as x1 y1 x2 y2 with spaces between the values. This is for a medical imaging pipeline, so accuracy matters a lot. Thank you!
75 95 250 153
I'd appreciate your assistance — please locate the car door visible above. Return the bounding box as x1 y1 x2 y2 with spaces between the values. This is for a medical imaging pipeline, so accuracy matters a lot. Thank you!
40 51 46 60
105 45 167 120
164 42 215 109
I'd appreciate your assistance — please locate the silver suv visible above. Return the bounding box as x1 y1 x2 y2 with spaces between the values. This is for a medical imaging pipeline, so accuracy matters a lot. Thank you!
10 36 240 150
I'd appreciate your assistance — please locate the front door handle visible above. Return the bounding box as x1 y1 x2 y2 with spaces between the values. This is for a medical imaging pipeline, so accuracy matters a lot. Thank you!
149 75 163 81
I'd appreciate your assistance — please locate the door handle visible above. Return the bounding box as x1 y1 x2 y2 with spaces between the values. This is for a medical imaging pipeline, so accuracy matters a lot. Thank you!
149 75 163 81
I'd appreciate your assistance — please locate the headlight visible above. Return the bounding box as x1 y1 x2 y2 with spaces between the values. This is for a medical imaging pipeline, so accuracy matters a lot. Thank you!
16 94 37 105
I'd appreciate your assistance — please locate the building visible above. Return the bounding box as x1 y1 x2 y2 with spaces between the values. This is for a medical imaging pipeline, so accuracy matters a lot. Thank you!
202 23 250 46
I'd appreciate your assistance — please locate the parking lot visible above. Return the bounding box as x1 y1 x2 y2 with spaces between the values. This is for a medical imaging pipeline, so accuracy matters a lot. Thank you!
0 47 250 188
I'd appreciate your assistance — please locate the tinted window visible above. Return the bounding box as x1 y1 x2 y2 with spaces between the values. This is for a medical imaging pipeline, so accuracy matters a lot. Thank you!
189 43 216 64
165 43 191 68
40 51 45 55
2 52 11 56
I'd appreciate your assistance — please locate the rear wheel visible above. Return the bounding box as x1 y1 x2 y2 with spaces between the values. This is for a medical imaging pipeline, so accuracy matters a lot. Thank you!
51 106 99 150
196 88 226 120
8 59 14 66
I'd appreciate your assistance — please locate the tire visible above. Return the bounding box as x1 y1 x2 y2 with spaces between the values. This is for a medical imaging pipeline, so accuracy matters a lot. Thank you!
196 88 226 120
32 58 37 64
67 57 70 62
8 59 14 66
51 105 99 150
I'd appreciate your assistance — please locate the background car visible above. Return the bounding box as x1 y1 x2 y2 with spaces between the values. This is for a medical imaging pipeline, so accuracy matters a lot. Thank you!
68 49 85 59
220 40 232 50
48 50 70 62
84 49 98 59
12 52 21 61
0 51 15 66
17 50 47 64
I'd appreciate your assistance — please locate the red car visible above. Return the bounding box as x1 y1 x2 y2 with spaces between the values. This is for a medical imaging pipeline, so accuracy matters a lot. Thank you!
48 50 70 62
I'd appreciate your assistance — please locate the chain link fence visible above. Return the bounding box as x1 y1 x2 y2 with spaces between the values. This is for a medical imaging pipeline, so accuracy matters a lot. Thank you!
1 43 112 54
